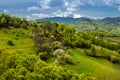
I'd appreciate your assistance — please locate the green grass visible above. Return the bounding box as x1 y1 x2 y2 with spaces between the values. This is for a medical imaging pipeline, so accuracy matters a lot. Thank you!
62 48 120 80
0 27 34 54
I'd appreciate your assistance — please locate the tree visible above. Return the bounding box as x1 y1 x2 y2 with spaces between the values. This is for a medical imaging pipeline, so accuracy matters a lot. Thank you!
1 17 7 25
91 45 96 56
20 22 27 29
13 17 22 27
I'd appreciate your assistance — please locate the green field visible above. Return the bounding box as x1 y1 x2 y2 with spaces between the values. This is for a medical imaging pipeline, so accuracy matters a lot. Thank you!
63 49 120 80
0 27 34 54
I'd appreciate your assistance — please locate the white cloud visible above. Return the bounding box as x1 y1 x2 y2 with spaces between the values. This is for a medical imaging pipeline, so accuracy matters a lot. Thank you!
32 13 50 19
73 13 81 18
53 9 64 17
53 9 71 17
53 9 82 18
64 0 83 8
71 0 83 7
26 16 31 20
66 7 77 12
102 0 120 11
40 0 51 9
63 0 69 6
102 0 113 6
102 0 120 6
62 0 83 17
27 6 40 12
88 0 95 6
3 9 10 13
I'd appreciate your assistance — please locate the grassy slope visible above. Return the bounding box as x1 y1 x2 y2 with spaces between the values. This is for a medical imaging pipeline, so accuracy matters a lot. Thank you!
1 27 120 80
71 20 105 32
0 27 34 54
63 49 120 80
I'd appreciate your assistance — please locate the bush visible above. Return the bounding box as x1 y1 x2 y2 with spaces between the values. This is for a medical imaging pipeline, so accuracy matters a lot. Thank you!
64 54 74 64
53 49 64 57
110 55 117 63
53 60 59 66
51 41 63 50
7 40 14 46
0 52 96 80
66 49 71 54
38 52 48 61
117 49 120 54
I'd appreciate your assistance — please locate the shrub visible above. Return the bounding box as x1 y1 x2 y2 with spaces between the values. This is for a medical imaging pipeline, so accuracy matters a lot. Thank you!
38 52 48 61
53 60 59 66
7 40 14 46
51 41 63 50
53 49 64 57
43 45 52 53
110 55 117 63
64 54 74 64
66 49 71 54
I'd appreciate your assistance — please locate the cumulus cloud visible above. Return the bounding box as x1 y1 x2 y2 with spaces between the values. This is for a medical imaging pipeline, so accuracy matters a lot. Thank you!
66 7 77 12
73 13 81 18
40 0 51 9
70 0 83 7
102 0 120 11
32 13 50 19
27 6 40 11
64 0 83 9
52 9 63 17
52 9 82 18
102 0 120 6
102 0 113 6
52 9 70 17
3 9 10 13
26 16 31 20
57 0 82 18
87 0 95 6
63 0 69 6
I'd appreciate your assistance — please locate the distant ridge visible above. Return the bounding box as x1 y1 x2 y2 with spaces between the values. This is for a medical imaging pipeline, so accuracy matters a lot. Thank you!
101 17 120 23
36 17 86 24
36 16 120 24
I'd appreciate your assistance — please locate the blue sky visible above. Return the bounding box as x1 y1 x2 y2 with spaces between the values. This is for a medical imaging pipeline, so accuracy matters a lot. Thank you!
0 0 120 19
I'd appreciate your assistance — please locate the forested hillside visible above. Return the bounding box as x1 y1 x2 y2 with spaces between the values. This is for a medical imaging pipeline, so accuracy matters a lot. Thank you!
72 18 120 36
37 17 86 24
1 14 120 80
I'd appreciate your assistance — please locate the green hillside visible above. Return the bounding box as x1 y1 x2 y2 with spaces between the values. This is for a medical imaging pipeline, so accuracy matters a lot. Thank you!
72 18 120 36
1 14 120 80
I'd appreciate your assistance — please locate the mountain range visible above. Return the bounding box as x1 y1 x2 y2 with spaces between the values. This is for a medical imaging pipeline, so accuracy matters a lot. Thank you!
37 17 120 24
37 17 87 24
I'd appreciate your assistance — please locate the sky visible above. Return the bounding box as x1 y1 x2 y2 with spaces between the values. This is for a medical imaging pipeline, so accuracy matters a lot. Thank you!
0 0 120 20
